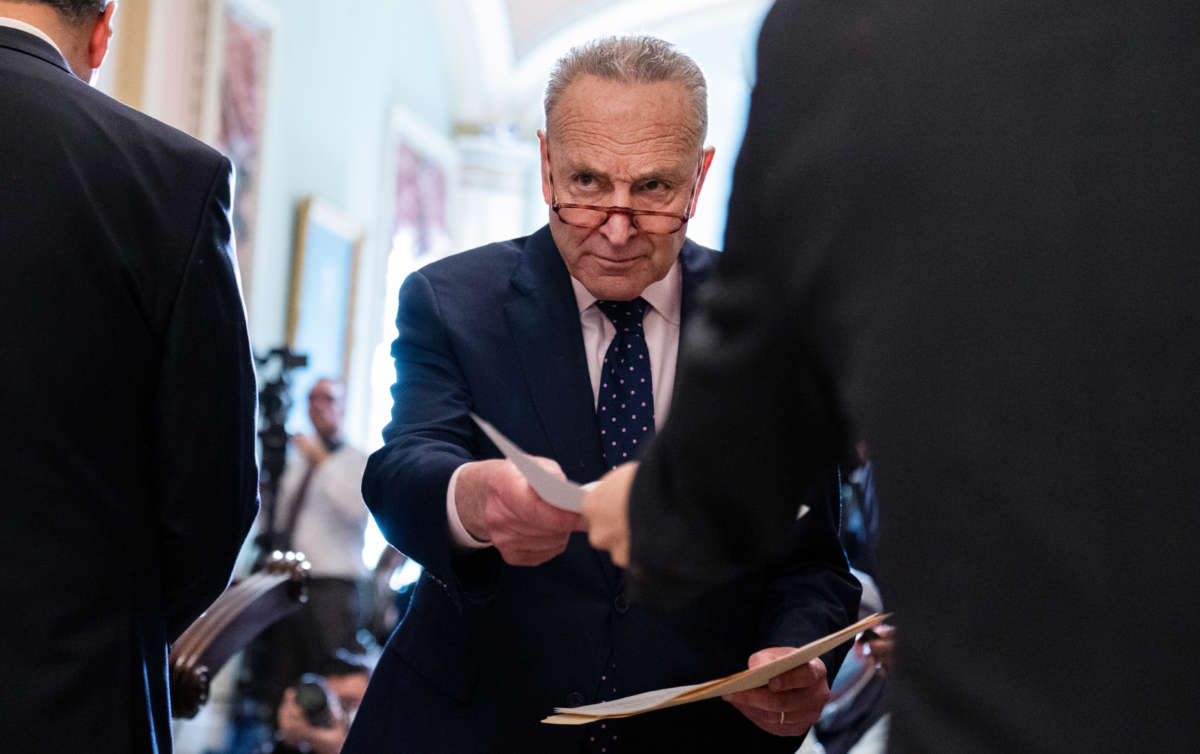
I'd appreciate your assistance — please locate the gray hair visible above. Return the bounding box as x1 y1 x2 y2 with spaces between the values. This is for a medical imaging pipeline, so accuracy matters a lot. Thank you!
22 0 106 24
544 36 708 148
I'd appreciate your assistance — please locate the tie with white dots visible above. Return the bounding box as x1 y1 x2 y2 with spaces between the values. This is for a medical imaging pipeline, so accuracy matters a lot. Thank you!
595 298 655 470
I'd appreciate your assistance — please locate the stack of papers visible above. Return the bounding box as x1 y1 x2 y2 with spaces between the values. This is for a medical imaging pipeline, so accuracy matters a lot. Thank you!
543 613 890 725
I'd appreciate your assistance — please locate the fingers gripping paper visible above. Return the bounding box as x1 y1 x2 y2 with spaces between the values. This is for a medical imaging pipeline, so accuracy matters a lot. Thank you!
470 413 589 512
542 613 891 725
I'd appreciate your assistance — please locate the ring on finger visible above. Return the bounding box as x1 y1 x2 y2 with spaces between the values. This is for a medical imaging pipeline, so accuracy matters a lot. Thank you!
780 711 786 724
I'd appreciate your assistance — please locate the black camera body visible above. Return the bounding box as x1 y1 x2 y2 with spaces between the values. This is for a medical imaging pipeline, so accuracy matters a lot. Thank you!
252 345 308 559
291 673 334 729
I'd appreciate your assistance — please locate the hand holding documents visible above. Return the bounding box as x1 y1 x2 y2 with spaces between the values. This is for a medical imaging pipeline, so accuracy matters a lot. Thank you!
471 413 590 512
543 613 890 725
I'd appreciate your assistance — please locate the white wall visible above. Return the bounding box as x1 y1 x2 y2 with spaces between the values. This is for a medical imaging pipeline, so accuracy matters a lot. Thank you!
239 0 455 448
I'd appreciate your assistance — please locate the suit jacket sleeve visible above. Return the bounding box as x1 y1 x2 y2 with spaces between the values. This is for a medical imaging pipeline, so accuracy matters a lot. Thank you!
361 270 502 610
628 0 856 635
753 472 860 676
154 157 259 640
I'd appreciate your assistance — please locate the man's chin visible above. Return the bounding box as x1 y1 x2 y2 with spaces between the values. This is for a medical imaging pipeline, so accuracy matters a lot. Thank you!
582 275 649 301
577 259 663 300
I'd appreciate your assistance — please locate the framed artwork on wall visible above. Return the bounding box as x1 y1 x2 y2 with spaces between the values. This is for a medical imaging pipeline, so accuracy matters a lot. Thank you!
365 108 458 440
286 197 363 417
209 0 277 308
382 107 457 269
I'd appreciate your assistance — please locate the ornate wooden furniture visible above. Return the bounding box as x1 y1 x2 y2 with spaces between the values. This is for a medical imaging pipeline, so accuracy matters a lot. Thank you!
169 551 310 718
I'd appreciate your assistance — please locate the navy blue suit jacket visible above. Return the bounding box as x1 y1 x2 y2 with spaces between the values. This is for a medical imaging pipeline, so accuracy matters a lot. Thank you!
348 227 859 753
0 27 258 753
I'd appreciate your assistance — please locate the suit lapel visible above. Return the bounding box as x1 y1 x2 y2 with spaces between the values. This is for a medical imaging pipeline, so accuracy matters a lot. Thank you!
504 227 607 485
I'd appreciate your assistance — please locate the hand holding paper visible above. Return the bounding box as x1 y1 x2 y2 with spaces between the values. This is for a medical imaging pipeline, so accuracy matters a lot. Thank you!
454 454 582 567
543 613 890 726
722 651 827 737
471 414 587 512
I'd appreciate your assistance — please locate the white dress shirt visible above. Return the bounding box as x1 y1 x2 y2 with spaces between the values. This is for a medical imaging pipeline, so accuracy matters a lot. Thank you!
274 442 371 578
0 18 66 60
447 261 683 548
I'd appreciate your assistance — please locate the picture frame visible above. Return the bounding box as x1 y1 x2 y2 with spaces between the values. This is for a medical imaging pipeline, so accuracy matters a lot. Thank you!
286 197 364 402
380 106 458 268
364 108 459 439
205 0 279 306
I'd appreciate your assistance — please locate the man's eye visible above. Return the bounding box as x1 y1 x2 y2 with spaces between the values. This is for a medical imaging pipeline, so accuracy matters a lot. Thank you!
643 180 668 192
576 174 595 187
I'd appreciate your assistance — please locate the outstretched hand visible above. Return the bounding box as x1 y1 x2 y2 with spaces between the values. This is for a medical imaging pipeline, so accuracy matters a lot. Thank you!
581 461 639 566
457 458 583 566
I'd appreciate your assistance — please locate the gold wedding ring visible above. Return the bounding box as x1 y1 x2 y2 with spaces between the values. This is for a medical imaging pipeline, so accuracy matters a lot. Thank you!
780 711 786 724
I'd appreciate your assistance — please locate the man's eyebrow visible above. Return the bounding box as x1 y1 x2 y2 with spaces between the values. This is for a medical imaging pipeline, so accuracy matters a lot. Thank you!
628 161 701 186
562 161 610 179
632 169 688 184
558 160 692 184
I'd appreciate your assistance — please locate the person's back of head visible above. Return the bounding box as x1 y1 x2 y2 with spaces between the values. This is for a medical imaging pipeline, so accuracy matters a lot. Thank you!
0 0 114 79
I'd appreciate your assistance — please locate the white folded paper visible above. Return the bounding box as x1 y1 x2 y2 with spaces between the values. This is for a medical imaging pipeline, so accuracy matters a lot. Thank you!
471 413 587 512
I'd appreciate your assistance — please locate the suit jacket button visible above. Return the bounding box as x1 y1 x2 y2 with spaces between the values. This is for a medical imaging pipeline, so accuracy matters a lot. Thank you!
566 691 586 707
614 593 630 614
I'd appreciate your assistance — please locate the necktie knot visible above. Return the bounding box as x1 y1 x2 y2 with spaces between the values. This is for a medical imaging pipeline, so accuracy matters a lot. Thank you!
596 297 649 329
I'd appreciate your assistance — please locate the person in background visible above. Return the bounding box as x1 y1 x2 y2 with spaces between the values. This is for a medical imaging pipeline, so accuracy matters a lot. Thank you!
840 442 880 578
274 653 372 754
257 377 371 707
0 1 258 751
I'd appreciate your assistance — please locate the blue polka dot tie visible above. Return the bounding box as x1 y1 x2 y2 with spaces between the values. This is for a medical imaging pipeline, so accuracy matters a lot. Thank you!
595 298 655 470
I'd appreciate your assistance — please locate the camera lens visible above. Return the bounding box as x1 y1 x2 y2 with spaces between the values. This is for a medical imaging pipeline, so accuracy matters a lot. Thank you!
292 673 333 728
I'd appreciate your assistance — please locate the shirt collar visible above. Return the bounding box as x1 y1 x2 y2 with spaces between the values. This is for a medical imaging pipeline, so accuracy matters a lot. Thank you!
0 17 67 60
569 258 683 327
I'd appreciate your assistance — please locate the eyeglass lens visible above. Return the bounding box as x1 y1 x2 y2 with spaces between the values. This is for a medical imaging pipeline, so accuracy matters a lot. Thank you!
556 207 683 233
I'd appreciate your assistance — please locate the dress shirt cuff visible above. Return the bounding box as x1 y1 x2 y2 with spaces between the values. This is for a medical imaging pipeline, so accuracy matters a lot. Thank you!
446 463 492 550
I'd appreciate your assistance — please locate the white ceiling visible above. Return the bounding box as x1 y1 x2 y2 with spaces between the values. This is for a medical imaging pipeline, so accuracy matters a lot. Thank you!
435 0 770 126
504 0 612 60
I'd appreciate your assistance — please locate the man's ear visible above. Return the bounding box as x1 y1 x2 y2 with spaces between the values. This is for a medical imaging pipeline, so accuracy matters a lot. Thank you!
689 146 716 217
87 2 117 71
537 129 552 205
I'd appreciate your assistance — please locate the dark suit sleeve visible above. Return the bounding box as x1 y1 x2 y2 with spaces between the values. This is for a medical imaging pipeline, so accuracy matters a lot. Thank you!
361 270 501 610
628 0 857 639
154 157 259 640
754 473 860 677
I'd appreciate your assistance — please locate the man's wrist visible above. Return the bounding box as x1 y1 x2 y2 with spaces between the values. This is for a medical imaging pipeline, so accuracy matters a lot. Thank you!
447 463 492 549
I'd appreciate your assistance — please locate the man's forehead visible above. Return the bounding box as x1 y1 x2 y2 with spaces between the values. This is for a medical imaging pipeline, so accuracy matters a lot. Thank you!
549 76 701 159
310 380 344 399
553 138 698 179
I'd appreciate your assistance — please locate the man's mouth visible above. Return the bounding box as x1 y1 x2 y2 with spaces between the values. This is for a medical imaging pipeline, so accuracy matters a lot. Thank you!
592 254 640 271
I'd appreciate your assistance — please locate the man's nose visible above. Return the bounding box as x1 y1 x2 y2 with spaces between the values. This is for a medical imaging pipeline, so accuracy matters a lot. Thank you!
598 210 638 246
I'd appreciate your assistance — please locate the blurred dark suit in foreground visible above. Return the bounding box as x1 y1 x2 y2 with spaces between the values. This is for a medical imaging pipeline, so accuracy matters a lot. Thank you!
622 1 1200 751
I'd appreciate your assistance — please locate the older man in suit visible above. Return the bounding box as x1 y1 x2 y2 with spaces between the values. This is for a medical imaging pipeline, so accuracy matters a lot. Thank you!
0 2 258 752
583 1 1200 752
346 36 859 753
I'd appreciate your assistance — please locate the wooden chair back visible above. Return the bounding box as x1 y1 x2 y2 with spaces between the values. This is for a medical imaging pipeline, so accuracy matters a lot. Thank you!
169 551 310 718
